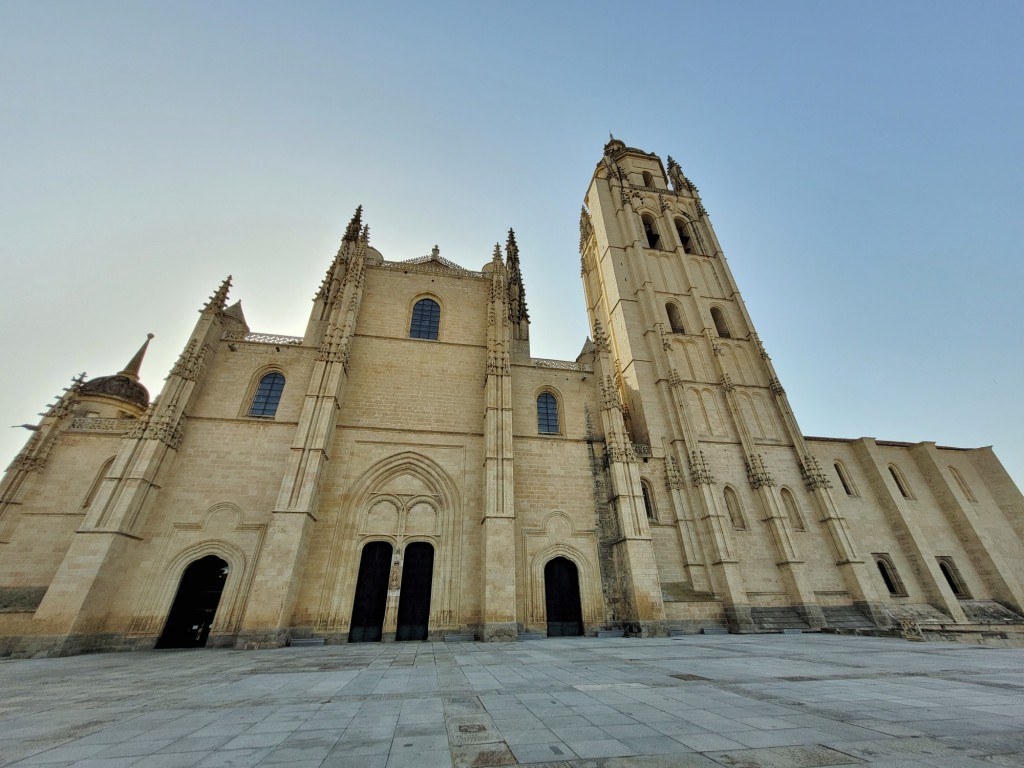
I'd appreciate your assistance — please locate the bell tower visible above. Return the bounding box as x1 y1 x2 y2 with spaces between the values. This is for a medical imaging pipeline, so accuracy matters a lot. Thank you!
580 138 886 632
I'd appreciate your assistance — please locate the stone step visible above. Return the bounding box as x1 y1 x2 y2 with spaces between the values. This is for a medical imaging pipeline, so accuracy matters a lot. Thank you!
822 605 875 629
700 627 729 635
750 607 811 632
517 632 545 641
444 634 476 642
596 629 625 638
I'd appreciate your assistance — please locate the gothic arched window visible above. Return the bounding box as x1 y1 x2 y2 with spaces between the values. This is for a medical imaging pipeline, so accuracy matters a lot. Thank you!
875 554 907 597
666 303 685 333
641 480 656 521
641 214 661 249
888 464 913 499
834 461 856 496
724 485 745 530
410 298 441 340
780 487 805 531
537 392 560 434
710 307 731 338
937 557 971 598
675 219 693 253
948 465 976 502
249 372 285 418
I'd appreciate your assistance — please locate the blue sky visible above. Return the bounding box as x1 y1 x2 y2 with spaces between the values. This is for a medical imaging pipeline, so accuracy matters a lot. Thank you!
2 1 1023 489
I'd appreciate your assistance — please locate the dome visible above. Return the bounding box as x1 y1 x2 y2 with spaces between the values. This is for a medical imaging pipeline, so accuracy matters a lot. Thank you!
79 375 151 408
79 333 154 409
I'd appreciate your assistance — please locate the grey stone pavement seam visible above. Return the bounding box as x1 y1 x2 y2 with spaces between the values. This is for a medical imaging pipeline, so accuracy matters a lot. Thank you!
0 634 1022 767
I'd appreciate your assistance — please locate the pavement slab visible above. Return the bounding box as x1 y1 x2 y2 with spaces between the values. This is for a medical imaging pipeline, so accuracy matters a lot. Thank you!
0 634 1022 766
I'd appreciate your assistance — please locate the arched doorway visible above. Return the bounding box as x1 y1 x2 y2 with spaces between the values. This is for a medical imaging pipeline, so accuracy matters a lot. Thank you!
544 557 583 637
349 541 393 642
156 555 229 649
396 542 434 641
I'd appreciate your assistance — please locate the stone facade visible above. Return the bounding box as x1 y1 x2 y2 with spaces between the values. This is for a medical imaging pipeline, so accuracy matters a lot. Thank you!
1 140 1022 656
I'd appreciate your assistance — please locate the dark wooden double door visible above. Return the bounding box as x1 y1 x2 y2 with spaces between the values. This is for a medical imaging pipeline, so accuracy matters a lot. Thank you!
349 542 434 642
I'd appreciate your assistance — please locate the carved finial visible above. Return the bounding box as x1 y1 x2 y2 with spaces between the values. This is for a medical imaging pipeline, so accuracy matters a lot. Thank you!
361 224 370 243
492 243 503 264
203 276 232 313
505 228 519 261
343 205 363 242
118 333 155 382
579 206 594 254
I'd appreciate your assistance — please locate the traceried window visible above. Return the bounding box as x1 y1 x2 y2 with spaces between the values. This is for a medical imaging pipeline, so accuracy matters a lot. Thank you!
409 298 441 340
537 392 559 434
249 372 285 418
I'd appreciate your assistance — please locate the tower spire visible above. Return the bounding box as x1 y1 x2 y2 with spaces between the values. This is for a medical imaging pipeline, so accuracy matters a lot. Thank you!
117 333 155 382
343 205 363 242
505 228 528 339
203 275 232 313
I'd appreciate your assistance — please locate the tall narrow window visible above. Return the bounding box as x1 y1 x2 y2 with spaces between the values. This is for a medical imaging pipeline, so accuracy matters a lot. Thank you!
641 481 656 521
410 298 441 340
888 464 912 499
780 487 805 531
641 214 660 249
834 461 856 496
937 557 971 598
710 307 731 338
666 303 685 333
874 554 907 597
249 372 285 418
724 486 745 530
948 466 976 502
641 171 654 187
675 219 693 253
81 456 116 509
537 392 559 434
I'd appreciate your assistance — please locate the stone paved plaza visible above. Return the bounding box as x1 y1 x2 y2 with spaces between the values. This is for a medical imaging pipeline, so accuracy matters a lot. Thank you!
1 635 1023 768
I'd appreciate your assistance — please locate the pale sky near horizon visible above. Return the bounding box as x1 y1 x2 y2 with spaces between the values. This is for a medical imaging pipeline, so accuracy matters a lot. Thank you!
2 1 1023 490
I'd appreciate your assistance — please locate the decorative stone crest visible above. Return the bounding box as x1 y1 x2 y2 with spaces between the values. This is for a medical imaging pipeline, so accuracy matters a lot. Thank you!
720 373 735 392
705 328 722 356
768 377 785 396
46 372 85 419
579 206 593 253
688 450 715 486
203 275 232 313
800 454 832 491
746 453 776 489
669 368 683 388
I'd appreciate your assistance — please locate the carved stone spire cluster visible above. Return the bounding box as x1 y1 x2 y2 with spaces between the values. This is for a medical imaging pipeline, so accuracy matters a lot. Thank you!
592 320 611 354
203 276 232 313
801 454 833 491
343 205 363 242
315 206 364 305
688 450 715 487
45 372 86 419
746 453 776 489
579 206 593 253
504 229 528 340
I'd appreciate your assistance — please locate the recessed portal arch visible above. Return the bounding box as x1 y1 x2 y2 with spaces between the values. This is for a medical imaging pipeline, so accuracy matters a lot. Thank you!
155 555 229 649
349 541 393 643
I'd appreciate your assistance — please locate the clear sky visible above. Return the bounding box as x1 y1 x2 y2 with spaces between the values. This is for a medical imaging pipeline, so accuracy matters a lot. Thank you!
2 1 1023 489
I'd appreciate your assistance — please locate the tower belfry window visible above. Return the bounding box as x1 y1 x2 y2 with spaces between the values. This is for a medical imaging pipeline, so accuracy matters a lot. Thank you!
711 307 731 338
249 372 285 418
675 220 693 253
666 303 685 333
642 171 654 187
642 215 660 249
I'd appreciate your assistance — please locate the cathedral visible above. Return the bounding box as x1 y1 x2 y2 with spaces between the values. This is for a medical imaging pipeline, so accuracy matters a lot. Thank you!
1 139 1022 657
